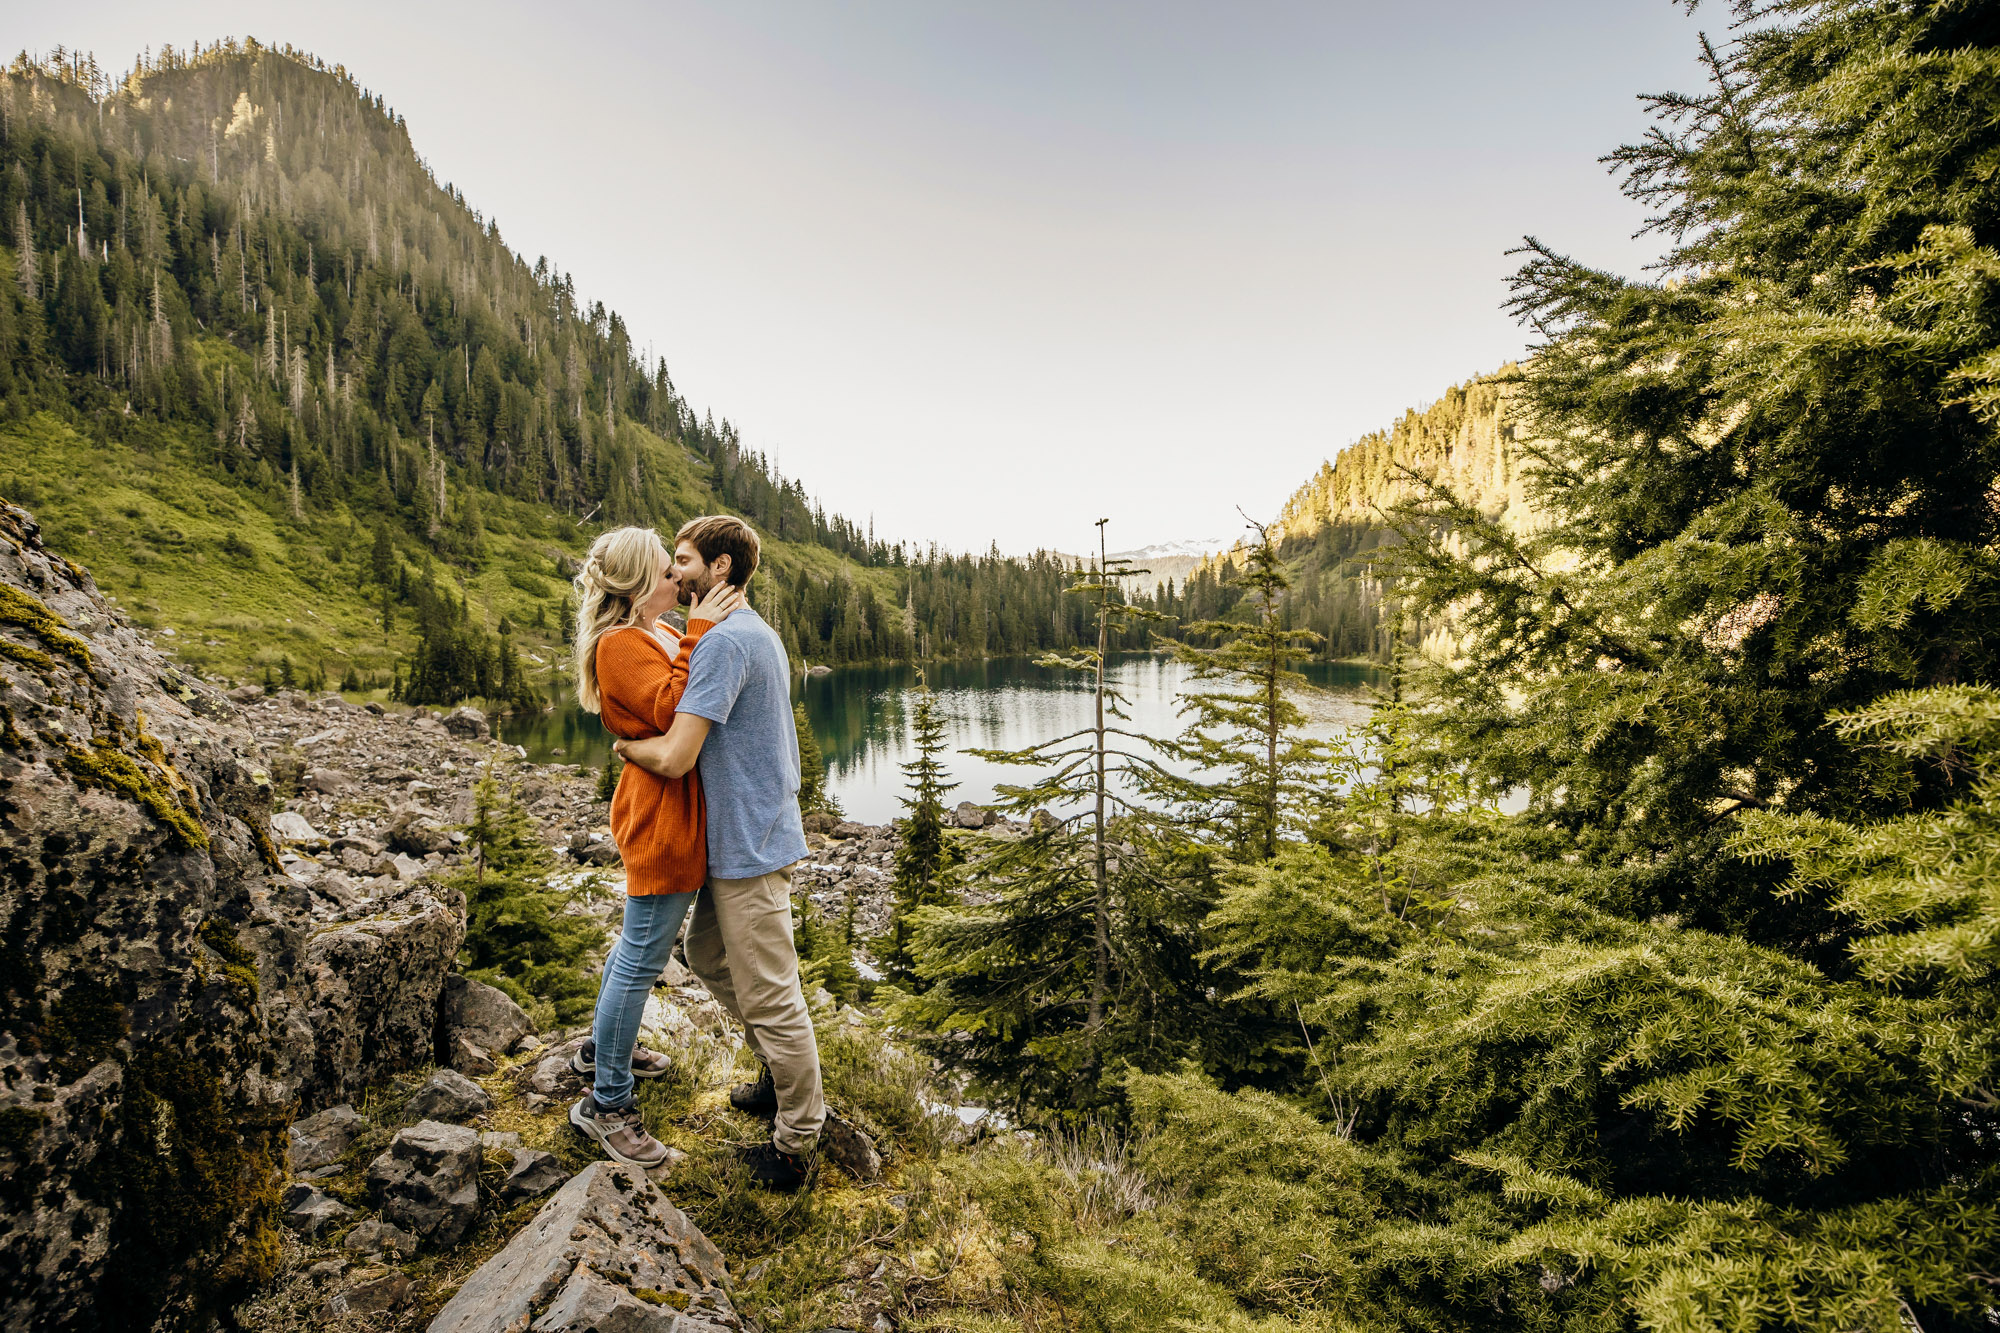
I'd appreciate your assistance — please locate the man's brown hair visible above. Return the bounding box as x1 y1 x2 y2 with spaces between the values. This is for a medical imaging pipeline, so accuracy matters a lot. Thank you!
675 514 761 588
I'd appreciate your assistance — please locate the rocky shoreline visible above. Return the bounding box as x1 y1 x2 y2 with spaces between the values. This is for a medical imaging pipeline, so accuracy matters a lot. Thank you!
240 682 1020 962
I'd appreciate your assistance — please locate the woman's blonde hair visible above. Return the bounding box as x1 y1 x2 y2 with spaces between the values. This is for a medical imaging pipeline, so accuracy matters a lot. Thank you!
572 526 668 713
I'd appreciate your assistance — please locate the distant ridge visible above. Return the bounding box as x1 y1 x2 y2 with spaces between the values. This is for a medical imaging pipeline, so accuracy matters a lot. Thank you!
1273 366 1531 542
1171 367 1537 662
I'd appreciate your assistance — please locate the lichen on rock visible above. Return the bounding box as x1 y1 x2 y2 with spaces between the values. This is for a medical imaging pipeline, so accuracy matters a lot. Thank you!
0 501 314 1328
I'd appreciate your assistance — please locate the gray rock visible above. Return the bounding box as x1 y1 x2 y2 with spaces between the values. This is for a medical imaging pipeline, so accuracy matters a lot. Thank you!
289 1103 367 1171
829 821 873 840
300 880 466 1106
523 1037 589 1097
0 502 324 1330
497 1148 571 1208
344 1218 420 1260
271 809 324 842
822 1110 882 1182
452 1035 498 1076
566 831 621 867
367 1120 483 1247
406 1068 494 1121
952 801 991 829
530 1269 678 1331
389 812 454 856
426 1162 737 1333
281 1182 355 1240
311 870 361 912
1029 807 1060 833
439 973 535 1059
390 851 429 881
326 1267 412 1316
443 706 491 740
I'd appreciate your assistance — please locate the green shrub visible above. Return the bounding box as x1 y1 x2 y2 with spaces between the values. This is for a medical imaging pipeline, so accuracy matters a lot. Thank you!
449 771 601 1025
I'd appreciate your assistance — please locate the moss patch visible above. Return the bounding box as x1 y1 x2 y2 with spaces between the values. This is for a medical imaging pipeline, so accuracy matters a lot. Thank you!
198 918 261 1002
97 1044 286 1320
62 739 208 849
44 978 127 1082
0 1105 48 1154
633 1287 692 1310
131 711 196 801
0 638 51 672
0 582 94 675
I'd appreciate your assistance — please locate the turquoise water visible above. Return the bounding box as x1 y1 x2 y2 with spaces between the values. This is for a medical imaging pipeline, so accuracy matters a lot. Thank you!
501 653 1385 825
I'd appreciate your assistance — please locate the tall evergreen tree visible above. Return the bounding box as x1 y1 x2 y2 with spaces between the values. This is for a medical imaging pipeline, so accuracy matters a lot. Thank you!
900 526 1216 1111
884 678 956 978
1158 517 1339 859
793 700 837 817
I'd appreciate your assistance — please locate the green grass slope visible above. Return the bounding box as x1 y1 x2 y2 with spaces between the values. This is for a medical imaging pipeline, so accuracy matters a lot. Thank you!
1 401 900 690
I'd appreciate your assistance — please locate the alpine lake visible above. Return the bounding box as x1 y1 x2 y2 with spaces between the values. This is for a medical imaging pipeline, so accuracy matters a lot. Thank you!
500 653 1386 825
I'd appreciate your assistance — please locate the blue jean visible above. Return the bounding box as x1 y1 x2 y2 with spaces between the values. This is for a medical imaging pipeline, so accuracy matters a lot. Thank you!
590 891 697 1110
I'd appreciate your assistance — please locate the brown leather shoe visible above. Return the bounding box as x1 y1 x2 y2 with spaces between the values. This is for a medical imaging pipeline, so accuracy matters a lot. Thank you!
569 1096 669 1169
571 1040 674 1079
728 1062 778 1116
735 1140 810 1193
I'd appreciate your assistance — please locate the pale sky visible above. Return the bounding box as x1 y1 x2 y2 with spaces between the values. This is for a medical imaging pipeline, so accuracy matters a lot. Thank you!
20 2 1711 554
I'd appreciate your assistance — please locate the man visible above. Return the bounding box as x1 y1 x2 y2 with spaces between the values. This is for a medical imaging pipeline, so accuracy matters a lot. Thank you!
612 514 821 1192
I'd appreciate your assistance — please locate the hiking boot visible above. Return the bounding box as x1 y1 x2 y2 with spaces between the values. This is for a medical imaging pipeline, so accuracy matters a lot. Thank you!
728 1063 778 1117
569 1096 669 1169
734 1140 810 1193
570 1039 673 1080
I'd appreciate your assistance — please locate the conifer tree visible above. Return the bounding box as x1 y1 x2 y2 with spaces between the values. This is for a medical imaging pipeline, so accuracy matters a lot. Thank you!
884 678 956 978
900 525 1216 1110
1159 517 1339 859
450 758 600 1024
1179 8 2000 1328
793 700 836 816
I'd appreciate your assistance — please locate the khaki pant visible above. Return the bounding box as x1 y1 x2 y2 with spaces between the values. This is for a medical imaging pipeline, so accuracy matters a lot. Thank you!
686 863 825 1154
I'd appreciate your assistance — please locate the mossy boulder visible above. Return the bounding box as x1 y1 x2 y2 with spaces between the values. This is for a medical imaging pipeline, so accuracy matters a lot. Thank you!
0 501 459 1329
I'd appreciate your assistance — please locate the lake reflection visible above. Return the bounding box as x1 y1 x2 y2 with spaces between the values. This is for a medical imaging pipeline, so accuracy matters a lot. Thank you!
502 654 1385 825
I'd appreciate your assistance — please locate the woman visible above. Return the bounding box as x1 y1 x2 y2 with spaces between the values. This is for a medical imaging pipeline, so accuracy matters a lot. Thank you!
563 525 740 1168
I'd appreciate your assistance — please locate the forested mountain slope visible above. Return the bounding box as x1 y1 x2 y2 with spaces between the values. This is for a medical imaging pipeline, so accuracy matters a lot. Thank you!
1172 369 1530 660
0 43 1158 697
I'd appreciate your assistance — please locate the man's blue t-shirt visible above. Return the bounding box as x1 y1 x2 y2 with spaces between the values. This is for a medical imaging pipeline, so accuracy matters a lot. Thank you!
679 607 809 880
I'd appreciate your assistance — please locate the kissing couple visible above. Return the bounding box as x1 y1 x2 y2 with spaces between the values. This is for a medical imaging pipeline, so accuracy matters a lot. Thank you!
564 514 820 1193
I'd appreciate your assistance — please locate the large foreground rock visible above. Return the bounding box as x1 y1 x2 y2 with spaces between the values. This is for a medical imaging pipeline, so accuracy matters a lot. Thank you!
368 1120 484 1247
427 1162 739 1333
0 502 319 1326
300 880 466 1105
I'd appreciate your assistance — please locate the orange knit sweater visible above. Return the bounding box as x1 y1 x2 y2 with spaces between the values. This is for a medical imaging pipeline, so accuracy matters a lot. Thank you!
595 617 713 895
